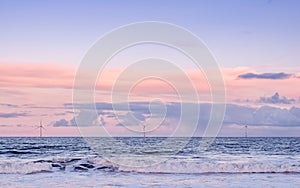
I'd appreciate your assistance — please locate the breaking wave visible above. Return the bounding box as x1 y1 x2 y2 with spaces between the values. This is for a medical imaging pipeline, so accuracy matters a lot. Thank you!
1 157 299 174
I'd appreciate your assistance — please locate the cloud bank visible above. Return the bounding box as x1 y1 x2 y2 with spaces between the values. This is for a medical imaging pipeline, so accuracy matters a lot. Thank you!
258 92 296 104
0 112 28 118
238 72 292 80
62 101 300 128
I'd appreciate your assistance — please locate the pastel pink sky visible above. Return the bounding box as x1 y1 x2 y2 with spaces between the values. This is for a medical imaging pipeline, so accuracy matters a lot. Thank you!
1 62 299 100
0 62 299 136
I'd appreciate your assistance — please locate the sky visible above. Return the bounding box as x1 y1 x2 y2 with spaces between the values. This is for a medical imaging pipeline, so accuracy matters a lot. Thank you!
0 0 300 137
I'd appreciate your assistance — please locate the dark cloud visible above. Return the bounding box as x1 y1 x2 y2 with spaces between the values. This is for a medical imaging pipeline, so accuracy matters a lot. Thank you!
258 92 296 104
53 111 75 116
23 104 66 109
52 118 76 127
64 102 113 110
115 112 147 126
0 103 19 108
0 112 28 118
53 119 69 127
0 124 24 127
253 106 299 126
290 107 300 117
52 115 108 127
0 124 11 127
224 104 300 126
238 72 292 80
69 117 77 126
74 109 99 126
66 100 300 128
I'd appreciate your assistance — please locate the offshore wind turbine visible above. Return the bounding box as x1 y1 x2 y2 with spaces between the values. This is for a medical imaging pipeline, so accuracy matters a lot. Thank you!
36 120 46 137
143 123 146 138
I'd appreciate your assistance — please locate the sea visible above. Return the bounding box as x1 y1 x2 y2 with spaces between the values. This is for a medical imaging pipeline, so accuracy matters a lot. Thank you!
0 137 299 188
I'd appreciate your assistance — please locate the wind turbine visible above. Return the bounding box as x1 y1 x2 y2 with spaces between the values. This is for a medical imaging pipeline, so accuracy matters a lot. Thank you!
143 123 146 138
245 125 248 138
36 120 46 137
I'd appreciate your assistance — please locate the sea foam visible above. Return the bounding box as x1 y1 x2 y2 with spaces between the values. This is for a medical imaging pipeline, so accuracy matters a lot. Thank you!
1 157 299 174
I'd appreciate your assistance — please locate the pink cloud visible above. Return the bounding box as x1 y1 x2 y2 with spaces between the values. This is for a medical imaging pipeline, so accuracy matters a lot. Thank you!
1 62 299 103
0 63 75 88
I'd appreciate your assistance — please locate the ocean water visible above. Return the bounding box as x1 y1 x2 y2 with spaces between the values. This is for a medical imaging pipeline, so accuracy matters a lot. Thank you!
0 137 299 187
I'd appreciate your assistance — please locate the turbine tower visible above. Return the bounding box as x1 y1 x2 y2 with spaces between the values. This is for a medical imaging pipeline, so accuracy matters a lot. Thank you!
143 123 146 138
245 125 248 138
37 120 45 137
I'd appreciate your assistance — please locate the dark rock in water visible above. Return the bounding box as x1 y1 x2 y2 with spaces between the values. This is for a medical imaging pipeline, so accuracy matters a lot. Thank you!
68 158 81 163
56 158 81 164
74 165 88 171
51 163 65 170
52 163 61 168
80 163 95 169
34 159 52 163
96 166 118 172
52 163 63 168
96 166 110 170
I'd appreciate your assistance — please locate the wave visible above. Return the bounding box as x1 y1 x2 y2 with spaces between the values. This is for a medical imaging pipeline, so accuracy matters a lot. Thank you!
119 161 300 174
0 162 52 174
0 157 299 174
0 150 40 155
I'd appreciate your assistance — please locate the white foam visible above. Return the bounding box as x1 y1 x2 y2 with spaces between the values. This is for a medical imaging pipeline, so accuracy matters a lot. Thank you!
0 162 52 174
1 157 299 174
117 160 300 174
